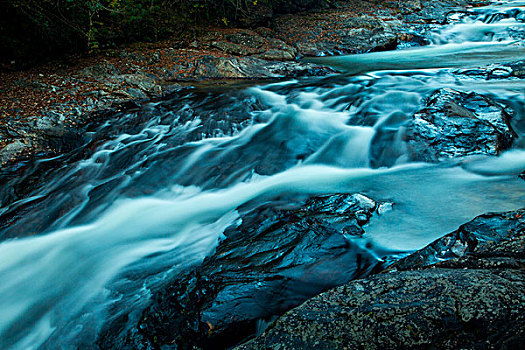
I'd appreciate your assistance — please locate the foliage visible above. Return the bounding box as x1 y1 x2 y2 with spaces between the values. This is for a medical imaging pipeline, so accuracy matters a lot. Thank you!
0 0 325 66
2 0 189 63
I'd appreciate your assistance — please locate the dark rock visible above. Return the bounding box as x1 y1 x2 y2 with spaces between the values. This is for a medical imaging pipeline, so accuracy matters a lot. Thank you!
392 209 525 270
238 209 525 350
254 27 277 38
210 31 267 56
35 126 84 153
147 51 161 64
207 31 298 60
390 0 423 15
260 60 335 77
509 60 525 78
254 47 296 60
118 50 147 62
121 74 160 93
402 0 474 24
113 88 149 100
98 193 386 350
405 88 515 162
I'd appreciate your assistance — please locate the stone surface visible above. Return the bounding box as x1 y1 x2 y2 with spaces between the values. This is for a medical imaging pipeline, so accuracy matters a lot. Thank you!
392 209 525 270
405 88 515 162
0 140 29 165
237 209 525 350
454 60 525 79
179 56 333 80
272 13 399 56
98 193 387 349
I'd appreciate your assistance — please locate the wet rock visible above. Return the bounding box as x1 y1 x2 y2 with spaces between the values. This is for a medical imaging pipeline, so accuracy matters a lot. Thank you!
397 33 431 47
402 0 474 24
405 88 515 162
98 193 386 350
455 60 525 79
509 60 525 78
254 27 277 38
148 51 161 64
189 40 199 49
254 48 296 60
193 56 265 79
392 209 525 270
113 88 148 100
390 0 423 15
35 126 83 152
118 50 147 62
238 209 525 350
205 31 297 61
260 60 335 77
0 0 488 174
255 38 297 60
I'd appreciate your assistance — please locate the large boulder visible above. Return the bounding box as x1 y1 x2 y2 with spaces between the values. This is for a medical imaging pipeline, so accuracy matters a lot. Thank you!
405 88 515 162
237 209 525 349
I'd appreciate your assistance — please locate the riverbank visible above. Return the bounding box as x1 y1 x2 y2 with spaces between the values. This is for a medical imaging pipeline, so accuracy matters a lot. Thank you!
0 0 490 167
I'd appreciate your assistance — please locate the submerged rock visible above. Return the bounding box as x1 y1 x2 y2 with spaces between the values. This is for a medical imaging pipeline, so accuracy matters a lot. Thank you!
238 209 525 350
405 88 515 162
98 193 387 349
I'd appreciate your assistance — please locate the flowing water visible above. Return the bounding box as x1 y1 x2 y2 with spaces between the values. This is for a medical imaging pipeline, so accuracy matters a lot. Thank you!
0 1 524 349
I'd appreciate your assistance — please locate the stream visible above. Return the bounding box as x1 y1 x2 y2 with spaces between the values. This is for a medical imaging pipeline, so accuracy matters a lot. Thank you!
0 1 524 349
